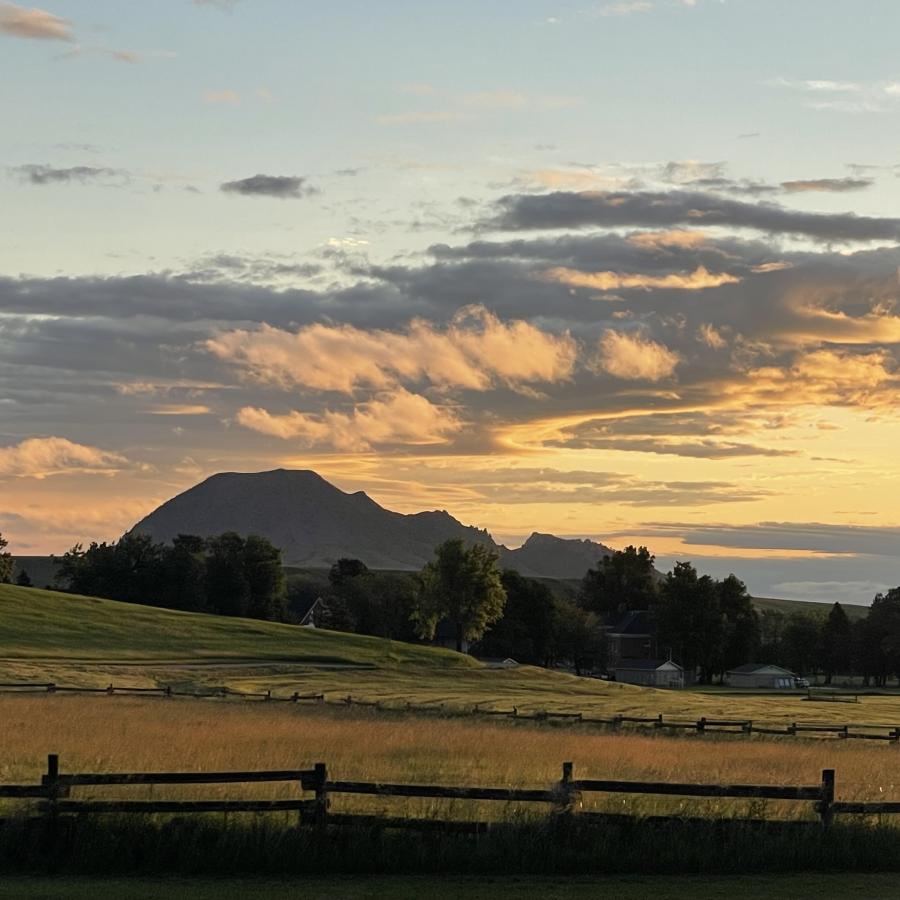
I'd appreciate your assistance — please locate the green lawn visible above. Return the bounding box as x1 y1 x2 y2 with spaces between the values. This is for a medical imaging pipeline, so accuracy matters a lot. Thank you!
0 584 475 669
3 874 899 900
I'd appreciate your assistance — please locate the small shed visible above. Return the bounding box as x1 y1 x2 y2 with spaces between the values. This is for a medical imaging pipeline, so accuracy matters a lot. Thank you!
614 659 684 688
725 664 797 689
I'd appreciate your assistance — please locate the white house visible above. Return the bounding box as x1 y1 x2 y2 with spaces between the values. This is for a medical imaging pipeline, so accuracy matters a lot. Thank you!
614 659 685 688
725 663 797 689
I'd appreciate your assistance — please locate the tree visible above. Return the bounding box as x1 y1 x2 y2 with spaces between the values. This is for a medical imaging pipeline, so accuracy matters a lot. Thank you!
859 588 900 686
551 597 604 675
243 534 286 620
413 539 506 652
716 575 760 678
820 602 853 684
579 545 657 617
474 570 557 665
158 534 208 612
15 569 33 587
205 532 251 617
0 532 12 583
781 613 823 677
654 561 722 682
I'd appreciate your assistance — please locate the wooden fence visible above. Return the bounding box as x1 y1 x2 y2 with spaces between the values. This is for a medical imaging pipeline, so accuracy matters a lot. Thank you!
3 680 900 743
8 754 900 828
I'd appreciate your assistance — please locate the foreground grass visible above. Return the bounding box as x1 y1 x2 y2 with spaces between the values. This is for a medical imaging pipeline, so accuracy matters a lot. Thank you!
3 695 899 812
3 873 900 900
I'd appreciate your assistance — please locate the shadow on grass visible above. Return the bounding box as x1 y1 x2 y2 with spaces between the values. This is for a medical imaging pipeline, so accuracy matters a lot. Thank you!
2 813 899 877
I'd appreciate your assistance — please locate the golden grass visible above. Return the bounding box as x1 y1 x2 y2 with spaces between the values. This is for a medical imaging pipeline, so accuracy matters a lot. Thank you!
2 694 898 821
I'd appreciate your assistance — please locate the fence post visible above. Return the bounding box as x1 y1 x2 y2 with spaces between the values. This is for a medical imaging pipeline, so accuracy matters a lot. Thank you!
697 717 706 733
556 761 579 816
313 762 329 829
655 714 663 728
819 769 835 827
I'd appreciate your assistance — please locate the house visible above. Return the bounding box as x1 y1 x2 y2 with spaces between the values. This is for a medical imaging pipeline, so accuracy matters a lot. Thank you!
432 619 468 653
475 657 519 669
295 596 321 628
605 610 655 668
725 664 797 689
614 659 684 688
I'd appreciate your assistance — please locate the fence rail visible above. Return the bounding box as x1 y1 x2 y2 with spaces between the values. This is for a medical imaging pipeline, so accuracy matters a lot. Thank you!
8 753 900 829
3 680 900 745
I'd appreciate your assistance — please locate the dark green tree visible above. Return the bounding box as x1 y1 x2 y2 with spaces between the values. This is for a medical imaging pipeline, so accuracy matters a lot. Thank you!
412 539 506 652
860 588 900 686
781 612 823 677
717 574 760 677
579 545 657 617
474 570 557 664
205 532 251 617
15 568 32 587
243 534 286 620
0 532 12 583
159 535 208 612
551 597 604 675
654 561 722 682
820 602 853 684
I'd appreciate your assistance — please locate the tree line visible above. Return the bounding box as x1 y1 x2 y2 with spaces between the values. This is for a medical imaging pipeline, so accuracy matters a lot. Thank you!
3 528 900 683
52 532 287 621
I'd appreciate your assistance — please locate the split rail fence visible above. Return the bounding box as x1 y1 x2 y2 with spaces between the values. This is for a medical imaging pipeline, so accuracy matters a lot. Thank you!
3 680 900 744
4 754 900 829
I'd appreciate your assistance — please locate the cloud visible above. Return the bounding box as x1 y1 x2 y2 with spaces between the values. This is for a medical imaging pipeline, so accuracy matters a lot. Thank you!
486 189 900 242
667 522 900 557
206 305 578 394
593 330 680 381
781 177 872 193
235 388 461 450
597 1 653 14
203 89 240 104
0 437 127 479
11 164 125 185
374 111 462 126
543 264 740 292
219 174 316 199
0 2 72 41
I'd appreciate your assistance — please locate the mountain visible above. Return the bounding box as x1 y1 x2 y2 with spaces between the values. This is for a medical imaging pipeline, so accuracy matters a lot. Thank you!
500 533 615 580
129 469 614 579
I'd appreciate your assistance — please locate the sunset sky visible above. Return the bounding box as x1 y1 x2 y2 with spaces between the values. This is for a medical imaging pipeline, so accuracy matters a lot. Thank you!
3 0 900 604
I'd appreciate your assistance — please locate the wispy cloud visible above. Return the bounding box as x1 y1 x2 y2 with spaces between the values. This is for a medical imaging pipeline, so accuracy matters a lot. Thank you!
10 164 127 185
0 2 72 41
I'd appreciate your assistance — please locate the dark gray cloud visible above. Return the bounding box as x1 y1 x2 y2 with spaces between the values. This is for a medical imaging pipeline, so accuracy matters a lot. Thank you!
219 174 316 199
11 164 125 185
485 189 900 242
640 521 900 557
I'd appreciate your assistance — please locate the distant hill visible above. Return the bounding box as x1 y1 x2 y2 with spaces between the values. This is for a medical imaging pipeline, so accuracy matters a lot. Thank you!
751 595 868 621
128 469 615 579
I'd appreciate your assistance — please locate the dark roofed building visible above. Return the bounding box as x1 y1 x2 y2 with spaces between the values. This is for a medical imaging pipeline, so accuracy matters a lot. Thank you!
605 610 655 668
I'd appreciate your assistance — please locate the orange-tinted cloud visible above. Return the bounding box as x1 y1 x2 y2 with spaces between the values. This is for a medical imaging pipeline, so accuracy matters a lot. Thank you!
206 305 577 394
593 330 680 381
0 437 127 479
235 388 461 451
543 264 740 292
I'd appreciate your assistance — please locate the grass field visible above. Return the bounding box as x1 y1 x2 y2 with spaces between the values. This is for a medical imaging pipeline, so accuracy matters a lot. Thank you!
1 584 898 732
0 584 474 668
2 694 898 812
3 873 900 900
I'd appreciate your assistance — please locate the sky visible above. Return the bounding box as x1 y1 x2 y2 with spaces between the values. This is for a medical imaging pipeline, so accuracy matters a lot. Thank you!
3 0 900 605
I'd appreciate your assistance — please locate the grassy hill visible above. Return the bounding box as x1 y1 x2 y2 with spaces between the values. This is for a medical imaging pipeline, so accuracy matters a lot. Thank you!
0 584 477 669
751 596 868 621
